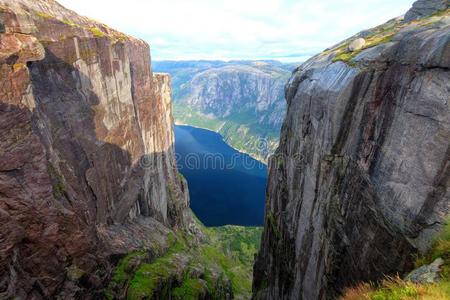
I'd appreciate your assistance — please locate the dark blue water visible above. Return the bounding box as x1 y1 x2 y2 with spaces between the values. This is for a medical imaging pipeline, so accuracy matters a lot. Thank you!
174 125 267 226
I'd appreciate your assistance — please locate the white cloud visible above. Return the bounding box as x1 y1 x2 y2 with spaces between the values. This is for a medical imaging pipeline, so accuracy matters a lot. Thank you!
57 0 415 61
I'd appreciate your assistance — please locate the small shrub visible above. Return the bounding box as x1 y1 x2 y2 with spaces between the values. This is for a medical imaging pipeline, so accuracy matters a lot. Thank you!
47 163 66 199
267 211 281 240
36 11 54 19
89 27 105 38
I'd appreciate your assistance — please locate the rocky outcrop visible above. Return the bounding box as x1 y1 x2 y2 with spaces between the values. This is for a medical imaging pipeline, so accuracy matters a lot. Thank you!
154 60 293 162
405 258 444 284
0 0 193 298
254 3 449 300
404 0 449 22
348 38 365 51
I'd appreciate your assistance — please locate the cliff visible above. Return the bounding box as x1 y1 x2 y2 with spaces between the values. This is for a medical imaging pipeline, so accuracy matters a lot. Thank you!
254 2 449 299
154 60 292 162
0 0 196 298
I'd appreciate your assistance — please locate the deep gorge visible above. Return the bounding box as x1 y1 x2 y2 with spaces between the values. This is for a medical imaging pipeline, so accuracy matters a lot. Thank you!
0 0 449 299
174 125 266 227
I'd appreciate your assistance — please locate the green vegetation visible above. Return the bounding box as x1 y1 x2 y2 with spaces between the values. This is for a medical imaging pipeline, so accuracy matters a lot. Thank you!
177 172 186 183
415 220 450 280
160 61 293 162
332 52 357 64
166 183 177 203
267 211 280 240
204 226 263 298
343 279 450 300
106 220 263 300
127 239 186 299
341 219 450 300
331 32 395 65
172 278 207 300
47 163 66 199
416 9 450 28
13 63 26 71
332 9 450 66
105 251 149 299
61 19 79 27
174 104 279 162
207 226 262 266
89 27 106 37
36 11 54 19
174 105 224 130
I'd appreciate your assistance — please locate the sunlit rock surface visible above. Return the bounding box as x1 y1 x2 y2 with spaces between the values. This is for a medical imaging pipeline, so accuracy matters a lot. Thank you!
0 0 193 298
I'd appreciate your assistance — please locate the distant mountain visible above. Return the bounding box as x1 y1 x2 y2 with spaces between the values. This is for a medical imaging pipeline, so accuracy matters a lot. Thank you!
153 60 299 162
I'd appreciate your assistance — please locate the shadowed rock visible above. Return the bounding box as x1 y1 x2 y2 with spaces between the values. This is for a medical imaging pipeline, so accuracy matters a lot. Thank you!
253 3 449 299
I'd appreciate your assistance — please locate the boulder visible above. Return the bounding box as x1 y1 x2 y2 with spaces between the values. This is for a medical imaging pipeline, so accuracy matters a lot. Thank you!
405 258 444 284
348 38 366 51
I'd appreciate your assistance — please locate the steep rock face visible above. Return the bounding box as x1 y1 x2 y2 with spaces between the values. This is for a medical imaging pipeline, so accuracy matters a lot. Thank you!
185 64 286 122
154 61 293 162
254 4 449 300
0 0 191 298
405 0 449 21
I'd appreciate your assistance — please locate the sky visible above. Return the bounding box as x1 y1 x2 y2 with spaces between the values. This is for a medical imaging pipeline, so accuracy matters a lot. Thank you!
57 0 415 62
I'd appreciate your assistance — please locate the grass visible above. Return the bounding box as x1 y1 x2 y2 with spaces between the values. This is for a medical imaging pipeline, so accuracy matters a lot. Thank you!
109 251 148 287
172 278 207 300
61 19 79 27
105 220 263 299
126 235 187 299
127 256 176 299
105 251 148 299
13 63 26 71
47 163 66 199
199 225 263 298
341 219 450 300
332 33 395 65
89 27 105 38
125 237 229 300
333 52 358 64
167 183 177 203
35 10 127 43
267 211 281 240
332 8 450 66
208 226 262 265
342 278 450 300
36 11 54 19
415 220 450 280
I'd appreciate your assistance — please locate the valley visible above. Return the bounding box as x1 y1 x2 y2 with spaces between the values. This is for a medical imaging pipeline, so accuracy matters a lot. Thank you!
154 60 297 162
174 125 266 226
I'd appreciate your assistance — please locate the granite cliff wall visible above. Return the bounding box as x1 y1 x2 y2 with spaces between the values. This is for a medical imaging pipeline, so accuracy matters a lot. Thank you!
254 2 449 299
0 0 192 298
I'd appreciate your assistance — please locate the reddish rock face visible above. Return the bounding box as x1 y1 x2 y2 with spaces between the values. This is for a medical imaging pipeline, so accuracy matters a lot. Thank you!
0 0 191 298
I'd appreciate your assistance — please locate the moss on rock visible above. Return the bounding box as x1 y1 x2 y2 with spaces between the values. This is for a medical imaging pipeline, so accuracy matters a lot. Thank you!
105 221 262 299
